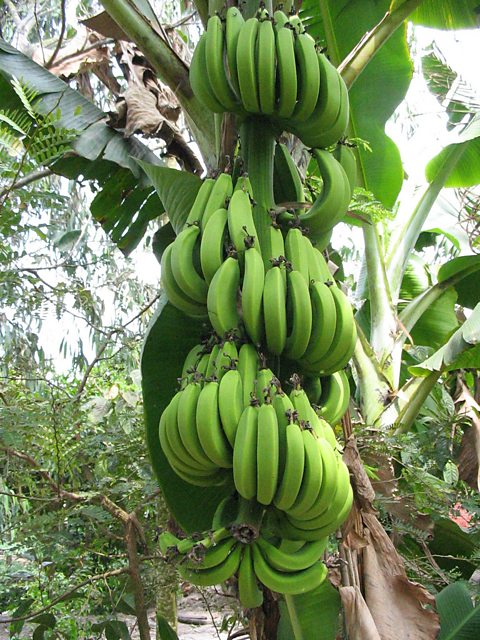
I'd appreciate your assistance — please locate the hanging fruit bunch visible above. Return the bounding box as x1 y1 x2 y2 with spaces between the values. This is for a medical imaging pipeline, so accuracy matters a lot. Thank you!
157 5 357 606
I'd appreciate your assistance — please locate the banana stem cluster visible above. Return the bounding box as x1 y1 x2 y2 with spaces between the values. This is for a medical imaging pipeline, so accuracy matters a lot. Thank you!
155 5 359 610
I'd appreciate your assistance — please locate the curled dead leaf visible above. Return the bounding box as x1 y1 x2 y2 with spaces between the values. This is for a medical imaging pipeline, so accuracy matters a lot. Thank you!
339 586 382 640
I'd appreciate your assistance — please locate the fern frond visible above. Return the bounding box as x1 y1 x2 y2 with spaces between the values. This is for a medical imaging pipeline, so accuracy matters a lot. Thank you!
0 123 24 155
11 76 38 120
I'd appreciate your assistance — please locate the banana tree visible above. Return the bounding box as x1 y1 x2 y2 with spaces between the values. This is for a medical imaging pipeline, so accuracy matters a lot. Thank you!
1 0 479 639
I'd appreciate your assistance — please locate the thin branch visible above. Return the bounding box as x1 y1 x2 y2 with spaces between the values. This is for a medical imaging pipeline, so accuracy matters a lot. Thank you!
0 567 129 623
338 0 424 88
49 37 115 69
0 490 56 502
45 0 67 69
0 167 53 196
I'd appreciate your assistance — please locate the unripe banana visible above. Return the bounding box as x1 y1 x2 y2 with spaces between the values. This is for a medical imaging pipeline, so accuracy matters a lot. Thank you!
256 401 280 505
177 381 218 469
207 256 241 337
274 421 305 511
238 343 260 406
185 178 215 227
236 18 261 113
171 224 208 304
285 228 310 284
333 143 357 200
273 142 305 205
251 543 328 595
293 32 320 122
227 188 259 255
225 6 245 98
287 429 324 517
284 269 313 360
161 243 208 318
205 15 239 111
242 246 265 345
255 366 276 404
201 173 234 231
189 32 225 113
263 265 288 356
233 403 259 500
200 207 228 285
302 281 337 365
256 17 276 115
196 381 233 468
256 536 328 572
238 544 264 608
218 368 244 446
318 370 350 425
183 536 237 570
180 542 242 587
214 339 239 381
275 25 297 118
180 343 204 382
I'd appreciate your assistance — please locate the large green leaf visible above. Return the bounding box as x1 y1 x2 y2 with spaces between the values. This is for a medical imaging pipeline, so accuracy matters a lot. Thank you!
438 255 480 309
140 296 233 533
428 518 480 579
278 582 341 640
411 0 480 28
300 0 411 207
0 38 165 255
437 582 480 640
409 302 480 376
426 114 480 187
137 161 201 234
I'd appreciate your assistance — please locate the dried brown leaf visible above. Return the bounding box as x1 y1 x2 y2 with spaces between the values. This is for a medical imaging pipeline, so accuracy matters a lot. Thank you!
362 513 440 640
340 586 382 640
456 378 480 491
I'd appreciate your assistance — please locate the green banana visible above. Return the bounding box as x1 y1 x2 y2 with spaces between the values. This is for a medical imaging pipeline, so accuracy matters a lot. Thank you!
214 339 238 381
177 381 217 469
227 187 259 254
298 149 351 236
293 32 320 122
236 18 261 113
196 381 233 468
233 403 259 500
183 536 237 570
291 52 342 146
275 25 297 119
308 72 349 149
161 243 208 318
189 32 225 113
225 6 245 98
238 544 264 608
302 281 337 365
238 343 260 406
251 543 328 595
318 370 350 424
180 543 242 587
273 10 289 31
273 142 305 205
305 284 357 375
255 366 275 404
180 343 204 381
185 178 215 227
305 237 331 283
201 173 234 231
274 421 305 511
171 225 208 304
256 536 328 572
284 269 313 360
205 15 239 112
200 207 228 285
207 255 241 337
256 18 276 115
242 246 265 345
256 401 280 505
205 342 221 379
333 143 357 200
285 228 310 284
263 265 288 356
218 368 244 446
287 429 324 517
272 388 294 477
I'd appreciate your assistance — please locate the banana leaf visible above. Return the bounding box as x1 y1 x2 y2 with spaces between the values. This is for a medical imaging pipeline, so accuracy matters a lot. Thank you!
437 581 480 640
140 296 233 533
300 0 411 208
278 582 341 640
0 38 164 255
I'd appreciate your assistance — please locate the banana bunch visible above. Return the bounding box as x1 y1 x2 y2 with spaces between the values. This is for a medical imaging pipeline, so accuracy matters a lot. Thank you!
189 8 349 150
160 524 329 602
